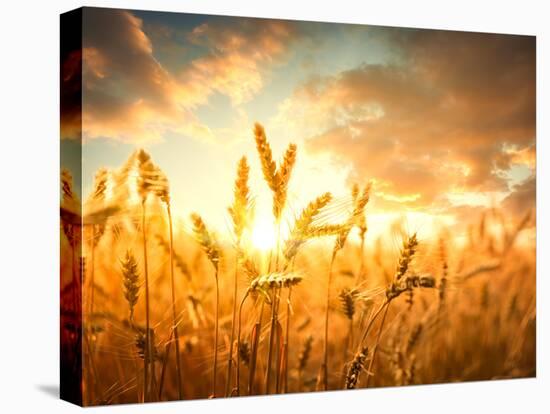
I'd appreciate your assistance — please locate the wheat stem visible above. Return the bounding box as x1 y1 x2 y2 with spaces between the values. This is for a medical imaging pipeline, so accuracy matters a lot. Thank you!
157 329 173 400
190 213 221 397
141 201 151 402
281 258 298 393
265 221 282 394
264 288 280 394
166 205 183 399
236 289 251 396
211 267 220 397
319 249 337 391
248 299 264 394
356 233 366 284
281 286 292 393
225 259 239 397
89 236 95 315
365 303 390 387
226 157 251 396
360 300 389 345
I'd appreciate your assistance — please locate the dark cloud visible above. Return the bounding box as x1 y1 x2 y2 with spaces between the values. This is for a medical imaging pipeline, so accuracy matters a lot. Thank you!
60 50 82 140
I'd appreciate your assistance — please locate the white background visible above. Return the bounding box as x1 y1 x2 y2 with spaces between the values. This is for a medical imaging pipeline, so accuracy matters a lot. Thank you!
0 0 547 412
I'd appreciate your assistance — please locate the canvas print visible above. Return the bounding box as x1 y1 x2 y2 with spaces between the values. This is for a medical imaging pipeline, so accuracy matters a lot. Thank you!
60 7 536 406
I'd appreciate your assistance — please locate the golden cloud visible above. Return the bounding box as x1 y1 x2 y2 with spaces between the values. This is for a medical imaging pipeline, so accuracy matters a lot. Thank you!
277 30 535 215
69 10 298 144
183 19 296 105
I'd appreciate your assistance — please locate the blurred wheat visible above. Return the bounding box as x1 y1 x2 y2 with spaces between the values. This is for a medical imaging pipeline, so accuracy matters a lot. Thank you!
60 122 536 406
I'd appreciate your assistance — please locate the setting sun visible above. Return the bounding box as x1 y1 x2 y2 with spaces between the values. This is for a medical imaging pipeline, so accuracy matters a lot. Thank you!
250 214 277 251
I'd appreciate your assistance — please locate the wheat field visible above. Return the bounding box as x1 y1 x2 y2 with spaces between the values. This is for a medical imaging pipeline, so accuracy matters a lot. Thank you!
60 123 536 406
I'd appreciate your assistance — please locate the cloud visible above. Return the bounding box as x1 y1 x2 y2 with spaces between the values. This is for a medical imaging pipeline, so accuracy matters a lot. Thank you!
501 176 536 217
276 29 535 212
182 18 297 106
71 9 298 144
60 49 82 140
79 9 199 143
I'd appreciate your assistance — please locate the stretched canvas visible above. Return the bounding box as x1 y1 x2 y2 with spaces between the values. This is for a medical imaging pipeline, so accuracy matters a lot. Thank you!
60 7 536 406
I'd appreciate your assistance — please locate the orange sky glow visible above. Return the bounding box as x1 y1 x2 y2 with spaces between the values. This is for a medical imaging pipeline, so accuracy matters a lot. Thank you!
61 8 536 247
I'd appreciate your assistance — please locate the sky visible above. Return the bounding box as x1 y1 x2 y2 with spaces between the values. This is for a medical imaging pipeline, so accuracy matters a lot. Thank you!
61 7 536 244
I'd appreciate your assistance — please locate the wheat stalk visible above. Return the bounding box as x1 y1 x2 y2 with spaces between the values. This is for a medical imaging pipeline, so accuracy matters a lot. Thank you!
235 291 251 396
319 183 372 391
135 149 154 402
135 150 176 401
234 256 261 396
352 183 370 283
364 233 430 388
83 169 111 404
226 157 251 397
236 272 302 395
253 123 298 394
152 167 185 400
77 168 107 405
191 213 221 397
280 285 292 393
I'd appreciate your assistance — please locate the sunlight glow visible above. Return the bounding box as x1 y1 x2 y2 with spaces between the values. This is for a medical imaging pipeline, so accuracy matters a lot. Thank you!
250 214 277 251
365 211 457 245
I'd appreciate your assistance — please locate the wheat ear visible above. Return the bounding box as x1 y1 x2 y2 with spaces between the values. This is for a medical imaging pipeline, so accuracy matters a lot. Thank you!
253 123 297 393
365 233 421 388
283 192 333 265
345 346 369 389
226 156 251 397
